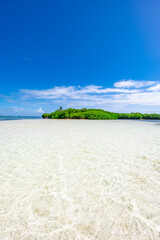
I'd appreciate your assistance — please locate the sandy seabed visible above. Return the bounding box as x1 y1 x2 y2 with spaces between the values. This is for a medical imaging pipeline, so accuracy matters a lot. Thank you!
0 119 160 240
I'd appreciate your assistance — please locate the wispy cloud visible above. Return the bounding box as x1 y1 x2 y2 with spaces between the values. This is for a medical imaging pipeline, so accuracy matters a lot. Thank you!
1 79 160 114
20 84 139 101
13 107 25 112
35 107 44 113
147 83 160 92
0 94 15 103
114 79 156 88
19 80 160 105
3 107 44 116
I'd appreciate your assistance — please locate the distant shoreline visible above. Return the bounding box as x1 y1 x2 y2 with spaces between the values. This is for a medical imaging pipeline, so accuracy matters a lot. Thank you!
0 116 41 121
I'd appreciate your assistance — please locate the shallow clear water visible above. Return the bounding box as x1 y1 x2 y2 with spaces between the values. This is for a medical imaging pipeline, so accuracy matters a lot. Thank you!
0 119 160 240
0 116 41 121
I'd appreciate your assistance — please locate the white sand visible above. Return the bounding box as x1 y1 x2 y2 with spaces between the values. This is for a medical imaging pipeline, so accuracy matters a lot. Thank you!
0 119 160 240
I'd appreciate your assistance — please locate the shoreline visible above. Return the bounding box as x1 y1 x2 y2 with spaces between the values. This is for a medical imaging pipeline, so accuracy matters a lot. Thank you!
1 118 160 124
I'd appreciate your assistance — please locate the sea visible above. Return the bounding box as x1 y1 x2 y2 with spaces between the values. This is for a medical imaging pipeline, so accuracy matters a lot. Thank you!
0 116 41 121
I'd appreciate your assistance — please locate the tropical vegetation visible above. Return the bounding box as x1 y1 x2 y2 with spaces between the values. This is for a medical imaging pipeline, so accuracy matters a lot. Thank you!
42 108 160 120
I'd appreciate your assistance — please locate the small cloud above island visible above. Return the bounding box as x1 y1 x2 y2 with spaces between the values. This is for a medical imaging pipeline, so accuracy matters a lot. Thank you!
35 107 44 113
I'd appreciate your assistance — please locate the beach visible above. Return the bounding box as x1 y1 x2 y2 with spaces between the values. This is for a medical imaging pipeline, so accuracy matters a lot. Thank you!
0 119 160 239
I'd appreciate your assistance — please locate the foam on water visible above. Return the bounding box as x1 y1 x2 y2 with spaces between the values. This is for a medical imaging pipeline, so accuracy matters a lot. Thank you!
0 119 160 240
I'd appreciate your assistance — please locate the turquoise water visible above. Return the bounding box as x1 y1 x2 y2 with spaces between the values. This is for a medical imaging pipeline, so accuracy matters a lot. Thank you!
0 116 41 121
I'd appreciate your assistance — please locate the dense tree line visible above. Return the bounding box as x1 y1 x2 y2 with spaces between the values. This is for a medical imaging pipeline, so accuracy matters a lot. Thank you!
42 108 118 120
42 108 160 120
117 113 160 119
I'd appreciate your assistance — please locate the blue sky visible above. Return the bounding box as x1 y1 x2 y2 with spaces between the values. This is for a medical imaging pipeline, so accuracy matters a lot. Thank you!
1 0 160 115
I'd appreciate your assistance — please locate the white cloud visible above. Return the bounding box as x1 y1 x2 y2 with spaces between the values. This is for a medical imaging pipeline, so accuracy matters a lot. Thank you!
114 79 156 88
36 107 44 113
13 107 25 112
2 79 159 115
19 81 160 108
147 84 160 92
111 92 160 106
20 85 139 100
0 106 44 116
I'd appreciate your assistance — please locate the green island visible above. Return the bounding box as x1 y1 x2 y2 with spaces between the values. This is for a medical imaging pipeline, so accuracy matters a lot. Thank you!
42 108 160 120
